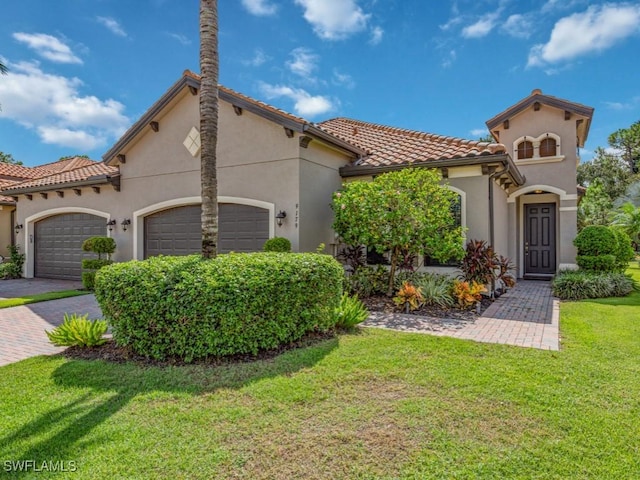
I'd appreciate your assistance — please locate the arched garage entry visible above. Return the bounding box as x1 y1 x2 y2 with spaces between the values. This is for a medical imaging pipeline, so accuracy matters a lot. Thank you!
30 211 109 279
137 197 274 259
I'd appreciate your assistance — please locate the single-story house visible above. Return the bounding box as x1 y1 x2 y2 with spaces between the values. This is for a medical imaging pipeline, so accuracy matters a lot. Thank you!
1 71 593 280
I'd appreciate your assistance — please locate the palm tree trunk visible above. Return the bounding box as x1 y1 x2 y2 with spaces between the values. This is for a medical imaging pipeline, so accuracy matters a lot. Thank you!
199 0 219 259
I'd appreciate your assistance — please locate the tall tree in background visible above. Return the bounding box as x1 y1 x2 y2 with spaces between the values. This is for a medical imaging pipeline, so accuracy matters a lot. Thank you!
578 179 612 230
608 121 640 175
0 151 23 165
577 147 632 201
199 0 219 259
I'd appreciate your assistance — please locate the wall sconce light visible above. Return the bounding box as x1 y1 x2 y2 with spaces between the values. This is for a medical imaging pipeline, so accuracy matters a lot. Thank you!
121 219 131 231
106 219 117 231
275 210 287 227
14 224 23 235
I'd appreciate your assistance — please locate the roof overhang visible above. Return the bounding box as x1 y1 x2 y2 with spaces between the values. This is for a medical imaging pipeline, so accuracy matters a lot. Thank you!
0 173 119 196
339 153 525 187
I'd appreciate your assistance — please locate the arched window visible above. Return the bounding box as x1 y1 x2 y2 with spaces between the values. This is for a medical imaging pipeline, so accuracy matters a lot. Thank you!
517 140 534 159
539 137 557 157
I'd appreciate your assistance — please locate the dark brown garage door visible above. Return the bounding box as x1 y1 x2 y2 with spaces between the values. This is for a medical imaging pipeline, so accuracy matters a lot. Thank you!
144 204 269 258
35 213 106 279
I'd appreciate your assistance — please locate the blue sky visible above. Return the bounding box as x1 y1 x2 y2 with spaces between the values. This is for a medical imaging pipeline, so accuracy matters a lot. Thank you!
1 0 639 167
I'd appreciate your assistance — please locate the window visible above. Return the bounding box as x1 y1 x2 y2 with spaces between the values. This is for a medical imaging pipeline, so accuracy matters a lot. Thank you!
423 193 462 267
539 137 557 157
517 140 534 159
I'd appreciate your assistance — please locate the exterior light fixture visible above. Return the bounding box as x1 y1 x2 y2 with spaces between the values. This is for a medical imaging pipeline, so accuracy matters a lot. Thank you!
121 219 131 231
275 210 287 227
106 219 117 231
14 224 23 235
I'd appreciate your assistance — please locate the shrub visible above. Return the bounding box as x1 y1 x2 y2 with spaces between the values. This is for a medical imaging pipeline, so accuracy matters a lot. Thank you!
415 274 455 308
347 265 389 297
574 226 616 256
82 236 116 259
393 282 424 312
46 313 108 347
610 227 635 272
263 237 291 252
0 245 25 279
576 254 617 272
336 245 366 272
94 253 343 361
393 270 426 291
452 280 486 309
334 293 369 329
460 239 496 286
552 270 636 300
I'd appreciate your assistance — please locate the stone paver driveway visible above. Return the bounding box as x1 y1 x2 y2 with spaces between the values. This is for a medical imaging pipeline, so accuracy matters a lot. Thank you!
0 279 102 366
365 280 560 351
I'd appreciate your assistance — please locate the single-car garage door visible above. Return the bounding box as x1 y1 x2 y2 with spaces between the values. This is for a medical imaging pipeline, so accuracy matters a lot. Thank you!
35 213 106 279
144 204 269 258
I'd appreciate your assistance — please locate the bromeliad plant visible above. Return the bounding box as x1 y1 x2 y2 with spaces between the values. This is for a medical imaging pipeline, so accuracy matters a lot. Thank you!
46 313 108 347
393 281 424 313
334 293 369 330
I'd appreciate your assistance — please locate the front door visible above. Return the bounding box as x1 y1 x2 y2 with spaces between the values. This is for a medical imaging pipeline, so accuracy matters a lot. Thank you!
524 203 556 276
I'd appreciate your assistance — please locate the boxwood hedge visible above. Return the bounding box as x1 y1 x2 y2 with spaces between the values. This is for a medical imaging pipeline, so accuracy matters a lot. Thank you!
94 253 343 361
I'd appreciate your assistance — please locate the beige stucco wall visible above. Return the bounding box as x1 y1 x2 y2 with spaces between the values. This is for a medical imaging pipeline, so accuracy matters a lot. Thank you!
0 206 14 257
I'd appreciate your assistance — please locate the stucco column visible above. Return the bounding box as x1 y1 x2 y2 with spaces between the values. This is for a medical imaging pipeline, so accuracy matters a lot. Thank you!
507 201 519 277
558 200 578 269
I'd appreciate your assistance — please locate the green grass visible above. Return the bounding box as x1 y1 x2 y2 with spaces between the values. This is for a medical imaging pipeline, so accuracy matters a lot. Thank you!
1 267 639 479
0 290 89 309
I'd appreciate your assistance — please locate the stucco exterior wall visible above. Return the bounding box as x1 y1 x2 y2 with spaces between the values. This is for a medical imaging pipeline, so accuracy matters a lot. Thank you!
0 206 15 257
492 185 509 257
447 175 490 243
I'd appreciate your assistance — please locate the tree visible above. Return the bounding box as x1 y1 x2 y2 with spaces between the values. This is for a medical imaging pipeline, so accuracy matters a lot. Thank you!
577 147 632 202
332 168 465 295
611 202 640 249
614 180 640 208
199 0 219 259
578 179 612 230
608 120 640 174
477 133 494 143
0 60 6 75
0 151 23 165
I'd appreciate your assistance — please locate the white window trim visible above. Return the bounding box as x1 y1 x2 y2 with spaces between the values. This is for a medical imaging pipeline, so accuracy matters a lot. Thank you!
132 196 275 260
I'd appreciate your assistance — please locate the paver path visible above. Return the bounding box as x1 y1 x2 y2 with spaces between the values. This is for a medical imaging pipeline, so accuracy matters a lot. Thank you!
0 294 102 367
364 280 560 351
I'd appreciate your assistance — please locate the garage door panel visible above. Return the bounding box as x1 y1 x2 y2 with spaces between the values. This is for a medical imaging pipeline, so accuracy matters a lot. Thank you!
35 213 106 280
144 204 270 258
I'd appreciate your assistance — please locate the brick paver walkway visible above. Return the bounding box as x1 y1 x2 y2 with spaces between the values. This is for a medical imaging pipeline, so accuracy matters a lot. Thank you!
0 295 102 367
365 280 560 351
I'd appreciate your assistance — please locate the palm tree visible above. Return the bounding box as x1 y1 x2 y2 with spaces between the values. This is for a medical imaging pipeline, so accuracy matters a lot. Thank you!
0 61 7 75
199 0 219 259
611 202 640 250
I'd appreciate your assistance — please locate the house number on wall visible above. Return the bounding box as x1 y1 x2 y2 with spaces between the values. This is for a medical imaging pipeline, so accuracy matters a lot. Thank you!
295 203 299 228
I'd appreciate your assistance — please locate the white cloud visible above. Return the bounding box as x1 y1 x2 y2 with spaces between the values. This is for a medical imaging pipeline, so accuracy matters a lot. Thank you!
96 16 127 37
441 49 457 68
242 48 270 67
461 11 500 39
528 4 640 67
259 82 335 117
501 14 533 39
294 0 370 40
12 32 82 64
541 0 587 14
286 48 319 78
241 0 277 16
603 96 640 110
369 26 384 45
332 69 355 89
470 128 489 137
0 61 129 150
167 33 191 45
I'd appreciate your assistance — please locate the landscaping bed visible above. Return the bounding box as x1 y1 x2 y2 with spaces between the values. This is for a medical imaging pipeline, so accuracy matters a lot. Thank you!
362 293 493 321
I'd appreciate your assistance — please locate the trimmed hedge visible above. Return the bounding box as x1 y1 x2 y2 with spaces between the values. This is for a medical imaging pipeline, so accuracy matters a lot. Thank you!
94 253 343 361
552 270 636 300
263 237 291 252
574 226 635 273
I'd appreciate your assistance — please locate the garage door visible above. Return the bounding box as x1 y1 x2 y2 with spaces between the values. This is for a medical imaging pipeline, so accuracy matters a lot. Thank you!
35 213 106 279
144 204 269 258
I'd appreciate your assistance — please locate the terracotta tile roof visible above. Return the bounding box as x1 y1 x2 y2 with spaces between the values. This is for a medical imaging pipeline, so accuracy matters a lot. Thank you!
318 118 507 168
0 179 18 203
0 162 118 193
32 156 96 175
0 163 42 180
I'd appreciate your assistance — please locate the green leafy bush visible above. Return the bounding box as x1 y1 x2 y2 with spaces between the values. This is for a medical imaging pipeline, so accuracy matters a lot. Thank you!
263 237 291 252
46 313 108 347
94 253 343 361
82 236 116 259
574 226 616 256
552 270 636 300
334 293 369 329
347 265 389 297
610 227 635 272
81 237 116 290
574 226 635 272
576 254 617 272
415 273 455 308
0 245 25 279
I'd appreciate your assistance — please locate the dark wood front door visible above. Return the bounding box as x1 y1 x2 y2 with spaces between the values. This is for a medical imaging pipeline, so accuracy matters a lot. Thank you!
524 203 556 276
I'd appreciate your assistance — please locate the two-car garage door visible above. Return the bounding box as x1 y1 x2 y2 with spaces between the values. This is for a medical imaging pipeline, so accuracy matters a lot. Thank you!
144 204 269 257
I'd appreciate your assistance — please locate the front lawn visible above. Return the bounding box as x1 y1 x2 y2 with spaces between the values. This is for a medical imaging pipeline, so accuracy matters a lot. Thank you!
1 267 639 479
0 290 89 309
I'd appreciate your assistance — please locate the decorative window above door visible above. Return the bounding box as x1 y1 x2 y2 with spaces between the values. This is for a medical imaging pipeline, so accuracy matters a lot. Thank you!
513 133 563 164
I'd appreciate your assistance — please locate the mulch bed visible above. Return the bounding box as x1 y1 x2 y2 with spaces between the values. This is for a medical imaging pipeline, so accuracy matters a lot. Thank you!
362 294 494 321
60 330 337 367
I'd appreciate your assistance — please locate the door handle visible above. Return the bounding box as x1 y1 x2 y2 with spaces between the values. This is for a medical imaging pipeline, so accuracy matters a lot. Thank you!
525 242 529 255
